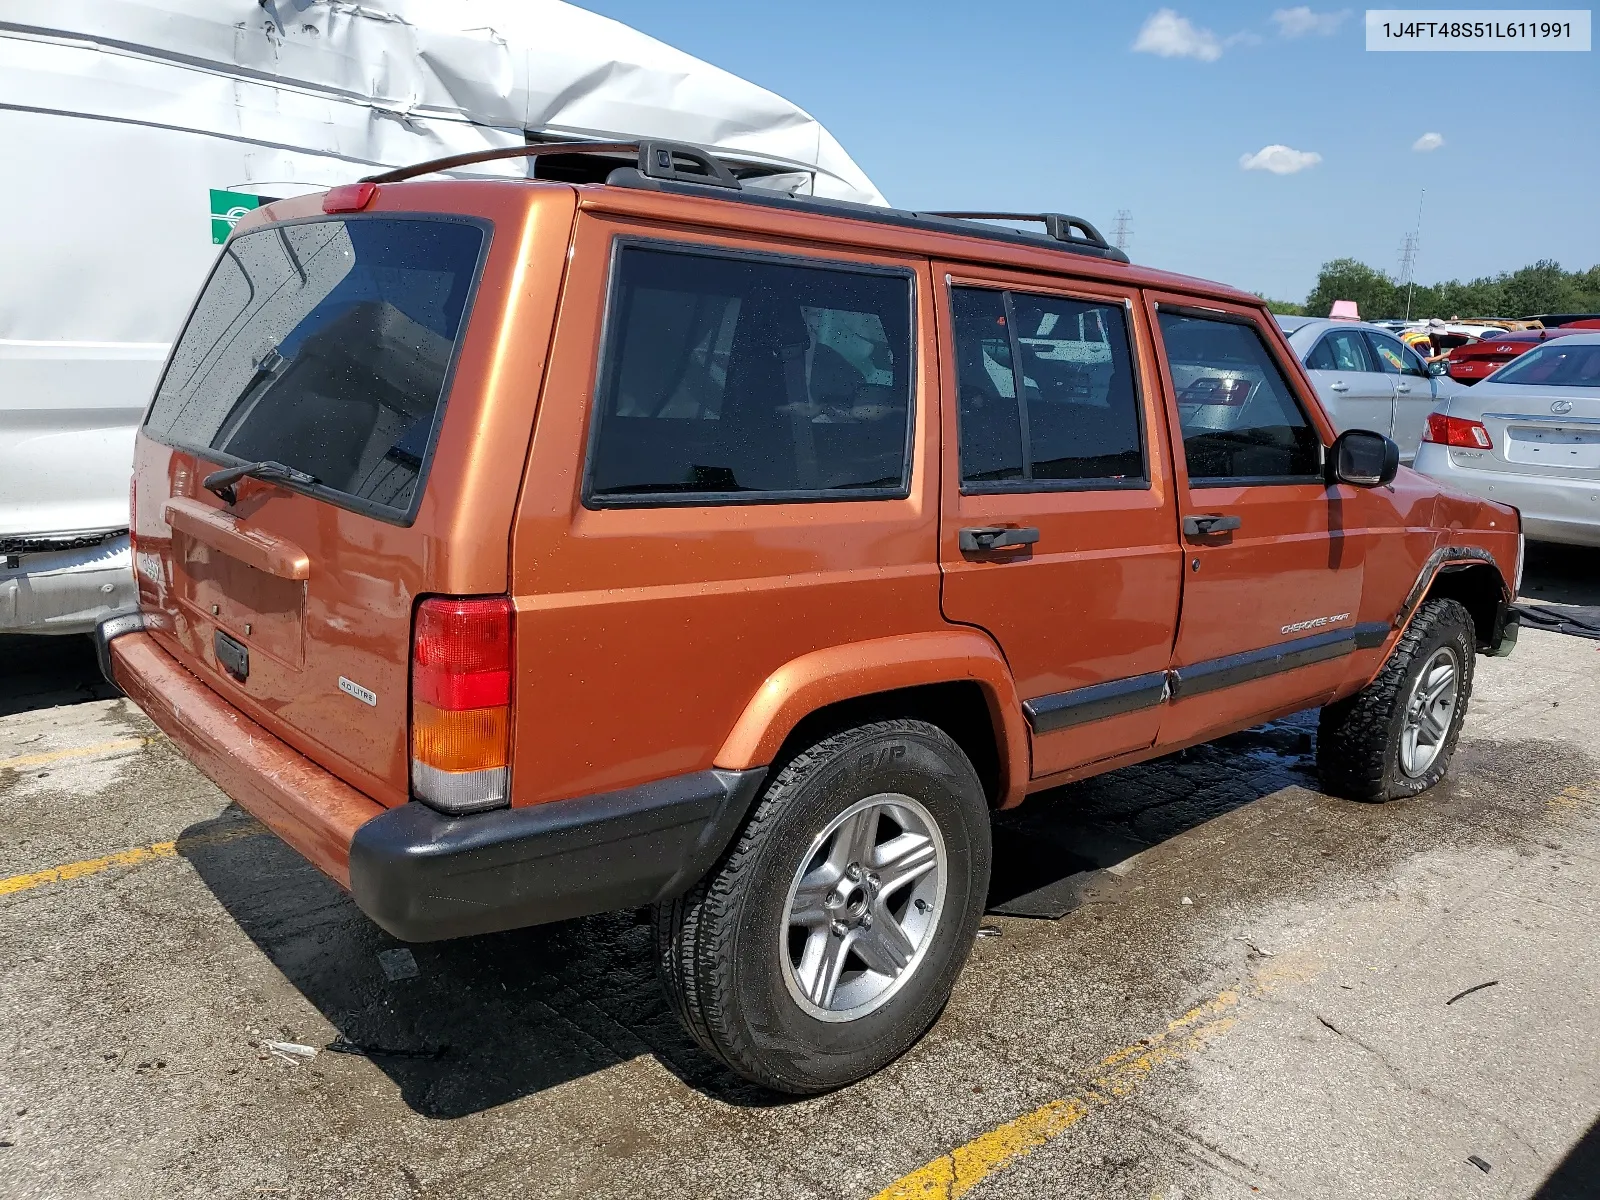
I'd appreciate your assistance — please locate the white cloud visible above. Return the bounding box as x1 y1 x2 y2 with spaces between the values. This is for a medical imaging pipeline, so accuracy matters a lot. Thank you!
1239 144 1323 174
1412 131 1446 152
1272 7 1351 37
1133 9 1224 61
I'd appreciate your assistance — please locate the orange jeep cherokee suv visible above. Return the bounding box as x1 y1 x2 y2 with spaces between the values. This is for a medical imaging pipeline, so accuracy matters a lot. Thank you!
101 142 1522 1094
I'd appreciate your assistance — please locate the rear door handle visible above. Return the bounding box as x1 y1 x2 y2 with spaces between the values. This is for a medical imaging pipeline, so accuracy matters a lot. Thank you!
1182 514 1241 537
1329 381 1350 393
959 526 1040 552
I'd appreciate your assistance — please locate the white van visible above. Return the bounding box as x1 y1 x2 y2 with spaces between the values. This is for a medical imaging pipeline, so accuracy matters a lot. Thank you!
0 0 882 634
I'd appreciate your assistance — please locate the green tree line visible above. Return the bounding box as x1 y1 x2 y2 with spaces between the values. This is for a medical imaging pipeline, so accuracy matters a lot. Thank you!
1259 258 1600 320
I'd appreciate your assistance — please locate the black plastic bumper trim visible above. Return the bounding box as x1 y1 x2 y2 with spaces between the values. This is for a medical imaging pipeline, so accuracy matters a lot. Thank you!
93 610 149 686
1023 671 1168 735
1170 628 1355 700
347 766 767 943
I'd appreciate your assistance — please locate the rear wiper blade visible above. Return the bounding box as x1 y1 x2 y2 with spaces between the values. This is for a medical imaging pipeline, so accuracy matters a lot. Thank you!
202 460 318 505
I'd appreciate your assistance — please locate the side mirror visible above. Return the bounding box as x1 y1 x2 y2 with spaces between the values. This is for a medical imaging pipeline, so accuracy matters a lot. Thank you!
1329 429 1399 487
1429 359 1450 377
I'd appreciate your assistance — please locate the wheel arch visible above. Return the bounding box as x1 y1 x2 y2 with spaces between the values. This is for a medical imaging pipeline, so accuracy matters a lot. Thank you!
712 631 1030 808
1401 545 1513 652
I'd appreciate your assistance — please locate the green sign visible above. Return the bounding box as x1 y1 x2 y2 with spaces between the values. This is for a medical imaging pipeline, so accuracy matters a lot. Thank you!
210 189 265 244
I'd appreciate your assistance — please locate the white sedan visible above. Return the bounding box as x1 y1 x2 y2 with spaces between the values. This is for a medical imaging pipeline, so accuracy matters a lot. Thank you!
1414 332 1600 547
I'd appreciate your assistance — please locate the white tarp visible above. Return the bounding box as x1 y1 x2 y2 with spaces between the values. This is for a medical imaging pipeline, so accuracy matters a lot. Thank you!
0 0 884 551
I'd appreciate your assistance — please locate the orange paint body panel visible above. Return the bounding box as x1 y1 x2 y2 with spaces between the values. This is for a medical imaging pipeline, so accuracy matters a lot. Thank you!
110 631 381 888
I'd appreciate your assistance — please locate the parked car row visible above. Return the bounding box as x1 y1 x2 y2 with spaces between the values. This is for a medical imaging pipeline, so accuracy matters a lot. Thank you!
1415 332 1600 548
1277 312 1600 548
1276 316 1463 462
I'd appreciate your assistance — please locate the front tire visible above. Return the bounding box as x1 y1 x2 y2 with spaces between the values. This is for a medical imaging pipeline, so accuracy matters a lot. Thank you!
653 720 991 1094
1317 598 1476 802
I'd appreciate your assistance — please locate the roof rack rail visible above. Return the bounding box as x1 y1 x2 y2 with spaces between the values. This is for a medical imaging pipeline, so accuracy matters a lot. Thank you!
356 142 1130 265
921 211 1114 251
362 140 742 189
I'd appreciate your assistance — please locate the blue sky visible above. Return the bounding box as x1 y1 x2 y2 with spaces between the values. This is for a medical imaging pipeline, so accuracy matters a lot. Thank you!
576 2 1598 302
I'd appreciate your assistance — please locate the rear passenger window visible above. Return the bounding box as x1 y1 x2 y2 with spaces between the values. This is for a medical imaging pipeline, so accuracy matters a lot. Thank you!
585 245 913 504
951 287 1145 489
1157 311 1323 484
1309 329 1375 373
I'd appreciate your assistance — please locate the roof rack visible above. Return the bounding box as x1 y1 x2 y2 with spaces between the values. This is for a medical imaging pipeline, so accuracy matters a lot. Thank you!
921 211 1114 252
359 141 1130 264
363 139 741 188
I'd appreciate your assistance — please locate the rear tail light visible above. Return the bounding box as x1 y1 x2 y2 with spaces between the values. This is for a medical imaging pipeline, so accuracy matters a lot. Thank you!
1423 413 1494 450
411 596 513 814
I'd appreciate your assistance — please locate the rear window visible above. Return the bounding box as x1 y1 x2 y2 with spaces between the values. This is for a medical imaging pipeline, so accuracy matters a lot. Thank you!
145 216 486 518
1491 342 1600 386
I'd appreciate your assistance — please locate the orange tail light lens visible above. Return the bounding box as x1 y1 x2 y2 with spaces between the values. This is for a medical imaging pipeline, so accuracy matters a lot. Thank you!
411 596 513 814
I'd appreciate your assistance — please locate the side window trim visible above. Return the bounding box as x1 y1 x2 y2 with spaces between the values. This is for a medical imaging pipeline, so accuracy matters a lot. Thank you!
953 281 1152 495
1154 302 1326 489
580 235 920 509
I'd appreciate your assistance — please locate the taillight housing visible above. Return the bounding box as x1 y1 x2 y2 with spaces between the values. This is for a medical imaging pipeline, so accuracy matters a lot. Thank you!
323 181 377 213
411 596 514 814
1424 412 1494 450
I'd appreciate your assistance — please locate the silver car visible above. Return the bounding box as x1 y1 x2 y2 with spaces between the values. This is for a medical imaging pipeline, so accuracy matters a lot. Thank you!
1277 316 1465 462
1414 332 1600 547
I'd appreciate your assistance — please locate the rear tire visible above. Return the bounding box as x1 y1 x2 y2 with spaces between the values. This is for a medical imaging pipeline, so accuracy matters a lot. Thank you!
1317 598 1476 802
653 719 991 1094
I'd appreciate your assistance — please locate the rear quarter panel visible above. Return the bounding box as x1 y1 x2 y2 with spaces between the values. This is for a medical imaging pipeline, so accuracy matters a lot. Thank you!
506 209 946 806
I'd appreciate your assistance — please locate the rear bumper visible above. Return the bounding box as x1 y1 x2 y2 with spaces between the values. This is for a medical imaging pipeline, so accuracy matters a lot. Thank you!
103 626 765 942
1413 444 1600 548
349 768 764 942
0 533 136 634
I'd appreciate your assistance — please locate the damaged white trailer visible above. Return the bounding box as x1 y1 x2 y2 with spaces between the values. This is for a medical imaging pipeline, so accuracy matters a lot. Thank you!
0 0 884 633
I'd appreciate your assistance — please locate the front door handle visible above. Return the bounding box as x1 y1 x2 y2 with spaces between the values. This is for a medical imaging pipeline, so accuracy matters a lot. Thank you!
959 525 1040 552
1395 382 1412 393
1182 513 1242 537
1329 381 1350 392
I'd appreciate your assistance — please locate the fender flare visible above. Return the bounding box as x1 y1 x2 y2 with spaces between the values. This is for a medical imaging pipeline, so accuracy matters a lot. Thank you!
1361 544 1514 685
712 630 1031 808
1395 544 1511 631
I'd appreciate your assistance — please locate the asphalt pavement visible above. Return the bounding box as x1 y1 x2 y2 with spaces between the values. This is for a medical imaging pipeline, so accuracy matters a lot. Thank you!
1 552 1597 1200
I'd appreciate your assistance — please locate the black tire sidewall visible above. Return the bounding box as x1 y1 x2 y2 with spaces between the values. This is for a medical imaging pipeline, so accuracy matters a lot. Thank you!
1379 608 1475 798
724 724 990 1091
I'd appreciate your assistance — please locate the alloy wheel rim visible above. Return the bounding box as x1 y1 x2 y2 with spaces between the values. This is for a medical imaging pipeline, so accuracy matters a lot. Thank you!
780 793 947 1023
1400 647 1460 778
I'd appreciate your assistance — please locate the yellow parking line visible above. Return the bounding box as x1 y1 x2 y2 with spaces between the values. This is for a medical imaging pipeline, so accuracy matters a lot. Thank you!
870 959 1321 1200
0 737 151 773
0 823 264 899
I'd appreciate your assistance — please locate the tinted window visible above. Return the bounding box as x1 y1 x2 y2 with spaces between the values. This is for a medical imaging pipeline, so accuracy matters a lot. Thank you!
146 218 484 515
951 288 1024 483
1492 341 1600 386
952 287 1144 487
586 247 912 502
1158 312 1322 483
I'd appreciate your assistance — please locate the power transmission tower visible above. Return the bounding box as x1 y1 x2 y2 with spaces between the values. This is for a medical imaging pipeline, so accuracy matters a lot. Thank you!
1111 209 1132 253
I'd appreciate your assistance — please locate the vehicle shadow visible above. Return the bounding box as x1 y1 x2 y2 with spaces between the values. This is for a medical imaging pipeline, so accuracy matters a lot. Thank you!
1532 1114 1599 1200
179 712 1319 1117
1519 540 1600 608
0 633 120 718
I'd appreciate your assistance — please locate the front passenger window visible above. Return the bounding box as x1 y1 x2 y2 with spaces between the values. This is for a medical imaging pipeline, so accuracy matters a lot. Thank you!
1157 311 1322 484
